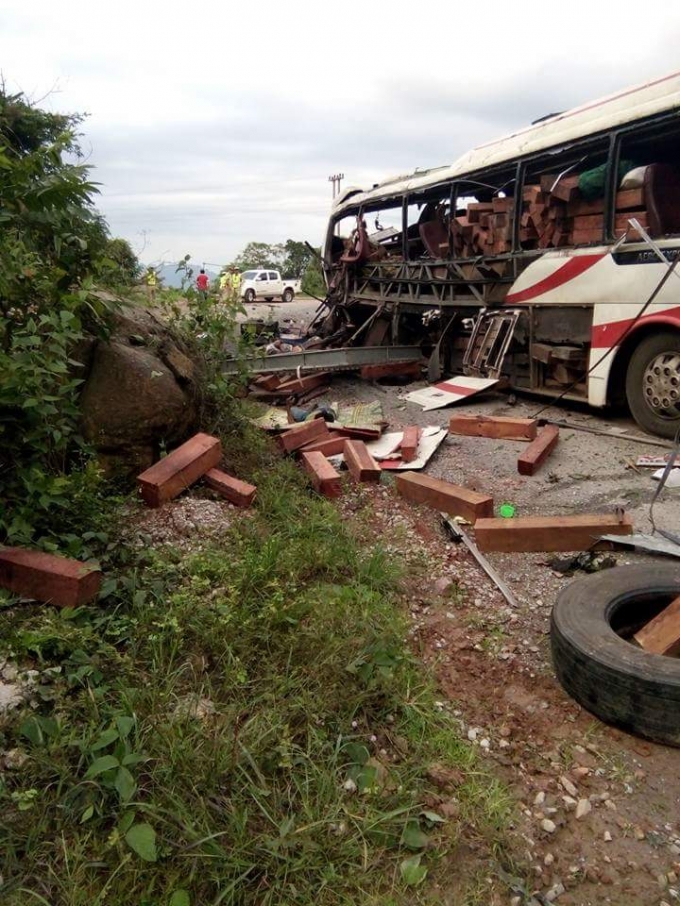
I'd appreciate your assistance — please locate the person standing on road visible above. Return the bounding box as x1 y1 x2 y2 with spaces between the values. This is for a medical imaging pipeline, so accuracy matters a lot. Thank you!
145 267 157 304
219 270 229 302
229 267 242 303
196 268 209 302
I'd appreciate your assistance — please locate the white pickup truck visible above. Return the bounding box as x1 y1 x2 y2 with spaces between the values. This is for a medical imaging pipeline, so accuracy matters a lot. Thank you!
240 270 301 303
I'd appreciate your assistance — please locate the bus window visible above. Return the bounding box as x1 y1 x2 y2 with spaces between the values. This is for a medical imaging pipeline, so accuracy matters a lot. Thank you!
618 123 680 239
520 142 610 249
450 170 516 259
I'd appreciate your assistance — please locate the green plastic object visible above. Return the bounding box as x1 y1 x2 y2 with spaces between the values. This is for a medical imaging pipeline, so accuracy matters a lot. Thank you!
499 503 516 519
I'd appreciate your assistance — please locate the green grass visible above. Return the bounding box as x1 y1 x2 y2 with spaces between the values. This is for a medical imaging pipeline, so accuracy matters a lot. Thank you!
0 417 513 905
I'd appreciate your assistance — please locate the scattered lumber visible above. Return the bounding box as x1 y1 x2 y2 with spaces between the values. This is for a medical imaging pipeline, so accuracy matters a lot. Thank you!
344 440 381 483
448 414 537 441
474 513 634 552
299 433 347 457
301 451 343 498
204 468 256 508
360 360 421 381
0 547 102 607
517 425 560 475
276 373 331 394
252 373 284 391
137 433 222 508
400 427 421 463
395 472 493 524
278 418 330 453
634 595 680 655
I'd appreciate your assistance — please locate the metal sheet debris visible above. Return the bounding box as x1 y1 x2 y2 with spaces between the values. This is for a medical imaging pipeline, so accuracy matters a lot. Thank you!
224 345 422 375
599 533 680 559
404 377 498 411
373 427 448 471
652 467 680 488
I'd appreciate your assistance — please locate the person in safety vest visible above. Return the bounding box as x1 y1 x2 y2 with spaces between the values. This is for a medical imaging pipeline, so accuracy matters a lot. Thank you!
229 267 242 302
218 270 229 302
145 267 157 303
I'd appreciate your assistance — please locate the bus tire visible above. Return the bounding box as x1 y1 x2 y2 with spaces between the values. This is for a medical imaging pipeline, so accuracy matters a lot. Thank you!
244 289 256 304
551 565 680 747
625 329 680 438
282 288 294 303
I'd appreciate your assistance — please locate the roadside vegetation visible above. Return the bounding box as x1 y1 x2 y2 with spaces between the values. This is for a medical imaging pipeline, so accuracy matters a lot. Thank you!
0 90 514 905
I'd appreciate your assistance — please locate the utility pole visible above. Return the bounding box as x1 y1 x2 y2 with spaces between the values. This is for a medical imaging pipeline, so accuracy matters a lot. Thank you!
328 172 344 200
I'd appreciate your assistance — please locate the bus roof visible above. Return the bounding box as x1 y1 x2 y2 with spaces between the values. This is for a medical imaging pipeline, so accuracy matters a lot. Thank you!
333 70 680 215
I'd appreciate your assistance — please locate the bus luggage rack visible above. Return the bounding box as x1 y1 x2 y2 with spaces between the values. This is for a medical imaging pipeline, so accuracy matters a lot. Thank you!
463 310 520 378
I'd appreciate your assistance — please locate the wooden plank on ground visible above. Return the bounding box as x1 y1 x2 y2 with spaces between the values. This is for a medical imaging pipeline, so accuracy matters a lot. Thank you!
517 426 560 475
204 468 256 507
448 414 537 441
344 440 381 483
400 427 421 463
278 418 330 453
0 547 102 607
360 360 421 381
137 433 222 508
395 472 493 524
253 373 285 391
276 373 331 394
301 451 342 498
474 513 633 552
634 595 680 655
299 433 347 457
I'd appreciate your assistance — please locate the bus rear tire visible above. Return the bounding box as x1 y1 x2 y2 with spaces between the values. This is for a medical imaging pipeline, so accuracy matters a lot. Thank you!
625 330 680 438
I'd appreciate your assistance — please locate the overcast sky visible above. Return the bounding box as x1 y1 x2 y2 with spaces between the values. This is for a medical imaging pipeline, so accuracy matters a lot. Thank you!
2 1 680 268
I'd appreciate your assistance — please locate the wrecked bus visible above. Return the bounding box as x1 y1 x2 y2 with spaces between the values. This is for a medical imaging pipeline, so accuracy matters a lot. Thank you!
319 70 680 438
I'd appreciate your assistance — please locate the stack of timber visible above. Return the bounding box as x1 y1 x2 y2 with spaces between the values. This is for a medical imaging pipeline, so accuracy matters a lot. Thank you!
447 175 647 258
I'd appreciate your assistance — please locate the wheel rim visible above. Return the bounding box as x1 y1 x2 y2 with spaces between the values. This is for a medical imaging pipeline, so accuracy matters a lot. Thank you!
642 351 680 420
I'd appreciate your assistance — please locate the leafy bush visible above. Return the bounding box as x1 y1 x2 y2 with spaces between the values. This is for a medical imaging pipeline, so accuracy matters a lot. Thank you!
0 90 124 546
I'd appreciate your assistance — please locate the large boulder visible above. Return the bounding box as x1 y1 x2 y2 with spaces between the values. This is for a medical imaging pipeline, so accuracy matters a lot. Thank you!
79 306 199 477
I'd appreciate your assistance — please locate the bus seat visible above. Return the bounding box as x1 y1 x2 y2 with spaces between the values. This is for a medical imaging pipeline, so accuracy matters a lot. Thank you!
419 220 449 258
644 163 680 236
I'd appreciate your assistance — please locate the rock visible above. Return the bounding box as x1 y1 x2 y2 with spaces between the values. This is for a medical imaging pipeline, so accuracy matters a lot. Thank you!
575 798 592 819
545 882 565 902
80 326 198 476
534 791 546 806
434 576 454 596
560 775 578 797
604 830 613 842
542 819 557 834
544 852 555 866
562 796 577 810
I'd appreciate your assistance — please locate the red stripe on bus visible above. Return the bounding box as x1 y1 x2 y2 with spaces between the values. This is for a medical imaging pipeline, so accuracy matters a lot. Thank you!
591 306 680 348
505 254 605 304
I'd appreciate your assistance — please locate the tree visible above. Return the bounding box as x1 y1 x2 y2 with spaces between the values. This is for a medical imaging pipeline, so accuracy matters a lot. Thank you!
0 88 118 543
230 241 285 272
99 236 141 287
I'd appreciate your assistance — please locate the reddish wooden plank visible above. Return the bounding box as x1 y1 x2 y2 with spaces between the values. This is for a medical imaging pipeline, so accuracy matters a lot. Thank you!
344 440 381 483
550 175 580 203
276 373 331 394
517 426 560 476
299 434 347 457
301 451 342 498
278 418 330 453
137 433 222 508
634 595 680 655
395 472 493 524
253 373 284 391
360 360 421 381
448 414 537 441
474 513 633 553
204 468 256 507
0 547 101 607
400 427 421 463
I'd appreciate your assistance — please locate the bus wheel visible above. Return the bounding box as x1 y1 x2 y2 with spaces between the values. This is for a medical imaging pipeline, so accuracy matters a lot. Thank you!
625 330 680 438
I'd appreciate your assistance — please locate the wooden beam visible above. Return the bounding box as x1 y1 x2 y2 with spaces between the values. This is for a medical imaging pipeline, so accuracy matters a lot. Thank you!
278 418 330 453
517 426 560 475
344 440 381 483
301 451 343 498
474 513 633 552
395 472 493 524
276 373 331 394
400 427 421 463
634 595 680 655
137 433 222 508
448 414 537 441
0 547 102 607
204 468 256 507
360 360 421 381
299 433 347 457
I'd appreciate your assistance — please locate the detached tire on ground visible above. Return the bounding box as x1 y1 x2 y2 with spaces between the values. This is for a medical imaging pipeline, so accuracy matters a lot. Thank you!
551 565 680 746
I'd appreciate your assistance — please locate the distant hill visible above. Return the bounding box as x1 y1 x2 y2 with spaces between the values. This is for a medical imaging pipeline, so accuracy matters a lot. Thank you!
150 261 219 289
